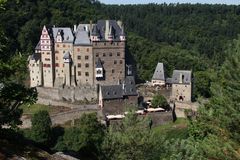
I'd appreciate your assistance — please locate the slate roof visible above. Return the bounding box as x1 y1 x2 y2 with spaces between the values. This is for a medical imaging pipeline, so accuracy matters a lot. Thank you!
152 62 165 80
74 25 91 45
101 76 138 100
124 76 135 85
101 85 123 100
30 53 41 62
35 41 41 50
52 27 74 43
96 58 103 68
166 78 172 84
63 52 71 59
123 84 138 96
172 70 192 84
92 20 124 41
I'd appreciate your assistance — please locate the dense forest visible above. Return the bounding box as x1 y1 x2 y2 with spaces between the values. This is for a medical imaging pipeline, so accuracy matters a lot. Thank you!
1 0 240 159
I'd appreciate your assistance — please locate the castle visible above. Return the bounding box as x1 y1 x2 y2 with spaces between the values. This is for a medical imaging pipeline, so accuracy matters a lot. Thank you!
29 20 127 88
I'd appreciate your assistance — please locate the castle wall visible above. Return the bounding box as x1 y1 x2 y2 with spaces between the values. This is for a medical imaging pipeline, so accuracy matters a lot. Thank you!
54 43 73 80
29 61 42 87
93 41 125 85
172 83 192 102
73 46 94 86
36 86 98 103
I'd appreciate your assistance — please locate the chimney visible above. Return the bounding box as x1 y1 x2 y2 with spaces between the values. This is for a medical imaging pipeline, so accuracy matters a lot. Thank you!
179 73 183 83
105 20 109 40
90 20 93 34
74 25 77 32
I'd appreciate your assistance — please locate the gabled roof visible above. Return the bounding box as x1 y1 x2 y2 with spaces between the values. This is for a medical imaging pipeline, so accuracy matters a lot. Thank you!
52 27 74 43
172 70 192 84
92 20 124 41
74 25 91 45
152 62 165 81
101 85 123 100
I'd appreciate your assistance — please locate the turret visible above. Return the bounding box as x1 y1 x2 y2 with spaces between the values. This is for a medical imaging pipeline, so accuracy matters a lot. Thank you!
63 52 72 86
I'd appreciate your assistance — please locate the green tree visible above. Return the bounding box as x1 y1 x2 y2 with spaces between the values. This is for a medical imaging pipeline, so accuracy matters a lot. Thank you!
55 113 105 157
151 94 169 109
31 110 52 144
101 110 162 160
188 36 240 159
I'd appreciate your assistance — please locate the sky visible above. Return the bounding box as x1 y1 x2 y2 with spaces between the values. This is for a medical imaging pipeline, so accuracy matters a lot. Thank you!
99 0 240 5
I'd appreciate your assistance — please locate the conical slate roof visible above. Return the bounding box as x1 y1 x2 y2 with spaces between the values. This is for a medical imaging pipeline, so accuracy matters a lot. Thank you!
96 58 103 68
63 52 71 59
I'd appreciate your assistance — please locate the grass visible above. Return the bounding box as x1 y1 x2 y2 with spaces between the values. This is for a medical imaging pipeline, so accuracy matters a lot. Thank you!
20 103 51 115
19 103 71 116
153 118 189 140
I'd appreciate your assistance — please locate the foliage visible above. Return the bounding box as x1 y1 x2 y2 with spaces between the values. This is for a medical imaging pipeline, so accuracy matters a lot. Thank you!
187 35 240 159
193 70 216 99
101 110 162 160
55 113 105 156
30 110 52 144
151 94 169 109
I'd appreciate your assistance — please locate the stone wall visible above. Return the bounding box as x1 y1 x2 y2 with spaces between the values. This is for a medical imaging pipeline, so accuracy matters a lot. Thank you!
36 86 98 104
102 96 138 115
109 111 173 127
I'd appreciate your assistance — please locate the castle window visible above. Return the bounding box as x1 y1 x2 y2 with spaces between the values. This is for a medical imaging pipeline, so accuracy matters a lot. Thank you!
78 55 81 60
45 58 50 61
32 78 34 81
85 72 89 76
85 56 89 60
112 69 115 73
97 70 102 74
78 71 81 76
57 44 59 47
78 63 81 68
114 60 117 64
56 56 58 60
109 53 112 56
55 51 59 54
47 64 51 67
104 43 106 46
77 48 80 52
62 70 64 72
63 64 64 67
32 71 34 73
86 48 89 52
103 53 106 57
55 63 59 67
47 52 50 55
117 52 120 56
96 53 99 57
32 64 35 67
120 60 123 64
85 63 89 68
63 44 66 47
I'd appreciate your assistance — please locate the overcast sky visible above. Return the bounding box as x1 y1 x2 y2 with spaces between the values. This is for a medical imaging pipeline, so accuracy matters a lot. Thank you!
99 0 239 5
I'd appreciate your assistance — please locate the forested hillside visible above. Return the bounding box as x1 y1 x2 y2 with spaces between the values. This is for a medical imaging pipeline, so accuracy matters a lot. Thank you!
1 1 240 98
1 0 240 159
